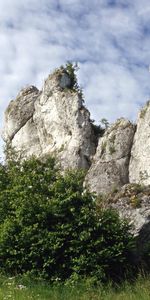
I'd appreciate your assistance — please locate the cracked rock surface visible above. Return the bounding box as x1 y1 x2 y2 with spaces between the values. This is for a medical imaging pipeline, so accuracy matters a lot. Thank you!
2 86 39 142
106 183 150 261
129 101 150 185
2 69 96 170
85 118 135 194
107 183 150 236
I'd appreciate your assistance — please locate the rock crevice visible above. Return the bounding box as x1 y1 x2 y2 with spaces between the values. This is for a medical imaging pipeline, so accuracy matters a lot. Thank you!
85 118 136 194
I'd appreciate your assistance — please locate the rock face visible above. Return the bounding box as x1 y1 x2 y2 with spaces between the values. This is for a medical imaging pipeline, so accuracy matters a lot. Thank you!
107 183 150 236
2 68 96 170
2 86 40 142
3 67 150 263
3 65 150 251
107 183 150 263
3 65 150 197
85 119 135 194
129 101 150 185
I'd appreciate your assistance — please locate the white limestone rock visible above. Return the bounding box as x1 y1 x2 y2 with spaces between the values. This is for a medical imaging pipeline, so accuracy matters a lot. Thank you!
2 68 96 170
33 70 96 169
107 183 150 236
85 118 135 194
11 118 42 158
129 101 150 185
2 85 40 142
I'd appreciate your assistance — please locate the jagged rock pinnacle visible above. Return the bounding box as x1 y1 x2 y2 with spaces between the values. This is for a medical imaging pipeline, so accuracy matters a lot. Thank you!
2 67 96 170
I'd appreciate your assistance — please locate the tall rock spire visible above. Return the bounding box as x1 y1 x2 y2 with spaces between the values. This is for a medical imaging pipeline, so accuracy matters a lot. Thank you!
2 66 96 170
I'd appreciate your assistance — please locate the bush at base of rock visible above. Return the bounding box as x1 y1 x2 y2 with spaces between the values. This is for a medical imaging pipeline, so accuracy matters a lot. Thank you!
0 156 135 282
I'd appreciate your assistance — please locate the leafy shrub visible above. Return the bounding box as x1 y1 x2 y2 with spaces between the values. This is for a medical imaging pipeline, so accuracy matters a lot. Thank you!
60 62 84 99
0 156 135 282
65 61 78 90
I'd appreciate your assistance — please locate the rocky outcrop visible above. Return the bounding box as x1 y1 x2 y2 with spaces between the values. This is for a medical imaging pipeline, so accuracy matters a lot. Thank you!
107 183 150 236
3 65 150 196
3 64 150 252
85 119 135 194
2 86 40 142
106 183 150 264
129 101 150 185
2 68 96 170
3 66 150 263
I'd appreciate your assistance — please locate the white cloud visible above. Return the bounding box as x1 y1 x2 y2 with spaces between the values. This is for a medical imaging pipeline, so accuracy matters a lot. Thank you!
0 0 150 158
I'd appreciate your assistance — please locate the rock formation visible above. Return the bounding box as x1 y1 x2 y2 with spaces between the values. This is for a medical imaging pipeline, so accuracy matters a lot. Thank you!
2 65 150 196
3 65 150 245
2 67 96 170
129 101 150 185
2 86 39 142
107 183 150 236
85 118 135 194
106 183 150 262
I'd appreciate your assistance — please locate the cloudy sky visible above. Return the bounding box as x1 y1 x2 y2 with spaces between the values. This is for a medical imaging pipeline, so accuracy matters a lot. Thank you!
0 0 150 159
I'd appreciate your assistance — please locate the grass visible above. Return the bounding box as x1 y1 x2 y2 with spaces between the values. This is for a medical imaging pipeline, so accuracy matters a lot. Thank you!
1 275 150 300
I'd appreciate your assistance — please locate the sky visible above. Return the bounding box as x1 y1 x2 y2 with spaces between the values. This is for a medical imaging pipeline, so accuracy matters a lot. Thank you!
0 0 150 159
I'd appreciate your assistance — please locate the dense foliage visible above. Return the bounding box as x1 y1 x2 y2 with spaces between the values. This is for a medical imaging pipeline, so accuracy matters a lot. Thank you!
0 156 135 282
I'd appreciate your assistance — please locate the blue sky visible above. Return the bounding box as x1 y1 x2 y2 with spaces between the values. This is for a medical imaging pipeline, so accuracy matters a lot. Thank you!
0 0 150 159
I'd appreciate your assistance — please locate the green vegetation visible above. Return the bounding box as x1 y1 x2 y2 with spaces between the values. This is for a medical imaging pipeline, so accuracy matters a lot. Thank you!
0 155 136 283
1 275 150 300
1 152 150 300
65 62 79 89
130 195 141 208
90 119 105 138
65 61 85 99
109 144 116 154
100 118 110 129
59 62 84 99
140 101 150 119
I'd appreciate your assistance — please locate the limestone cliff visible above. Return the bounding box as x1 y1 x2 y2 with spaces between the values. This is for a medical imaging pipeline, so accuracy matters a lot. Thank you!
85 118 135 194
2 66 150 195
106 183 150 236
2 67 96 170
3 67 150 245
2 86 40 142
129 101 150 185
106 183 150 259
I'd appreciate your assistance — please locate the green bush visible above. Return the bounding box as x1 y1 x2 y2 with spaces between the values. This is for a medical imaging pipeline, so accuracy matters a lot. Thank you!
63 62 84 99
0 156 135 282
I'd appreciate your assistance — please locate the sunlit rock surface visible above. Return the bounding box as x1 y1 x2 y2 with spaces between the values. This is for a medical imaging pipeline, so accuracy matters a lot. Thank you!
85 118 135 194
129 101 150 185
2 68 96 170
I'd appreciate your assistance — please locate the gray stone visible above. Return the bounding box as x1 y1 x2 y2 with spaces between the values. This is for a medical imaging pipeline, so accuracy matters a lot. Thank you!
129 101 150 185
2 68 96 170
11 118 41 158
59 73 71 89
2 85 39 142
107 183 150 236
85 118 135 194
